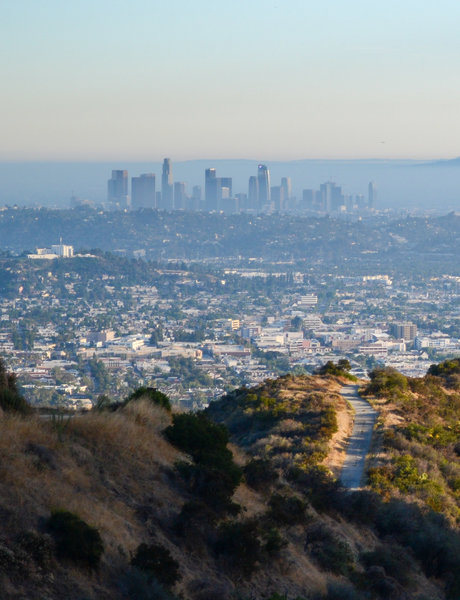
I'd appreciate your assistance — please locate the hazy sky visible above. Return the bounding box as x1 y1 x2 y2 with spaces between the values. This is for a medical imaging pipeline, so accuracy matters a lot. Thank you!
2 0 460 161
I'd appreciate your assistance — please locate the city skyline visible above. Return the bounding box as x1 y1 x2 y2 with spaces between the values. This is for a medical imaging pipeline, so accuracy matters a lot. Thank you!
104 159 375 214
2 1 460 161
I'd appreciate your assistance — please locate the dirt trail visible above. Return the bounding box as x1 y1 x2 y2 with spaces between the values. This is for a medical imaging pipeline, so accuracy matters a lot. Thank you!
339 384 378 490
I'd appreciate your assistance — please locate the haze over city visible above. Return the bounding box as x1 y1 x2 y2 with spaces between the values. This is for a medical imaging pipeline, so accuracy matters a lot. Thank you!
2 0 460 161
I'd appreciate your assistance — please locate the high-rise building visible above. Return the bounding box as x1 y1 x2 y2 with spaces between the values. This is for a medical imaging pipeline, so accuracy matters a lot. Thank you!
174 182 187 210
302 189 315 211
220 177 233 199
107 170 129 209
248 176 259 209
257 164 271 208
368 181 377 209
271 186 284 211
160 158 173 210
131 173 156 209
390 322 417 341
281 177 292 204
320 181 343 212
205 169 232 211
205 168 217 211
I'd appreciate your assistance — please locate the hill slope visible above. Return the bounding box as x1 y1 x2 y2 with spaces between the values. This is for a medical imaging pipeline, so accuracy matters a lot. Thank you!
0 372 459 599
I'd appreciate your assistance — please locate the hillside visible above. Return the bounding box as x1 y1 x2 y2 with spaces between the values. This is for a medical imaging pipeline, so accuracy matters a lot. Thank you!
363 360 460 522
0 368 460 599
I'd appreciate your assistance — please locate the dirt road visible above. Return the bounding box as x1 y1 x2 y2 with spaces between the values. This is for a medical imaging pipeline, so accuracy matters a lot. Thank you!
339 384 378 490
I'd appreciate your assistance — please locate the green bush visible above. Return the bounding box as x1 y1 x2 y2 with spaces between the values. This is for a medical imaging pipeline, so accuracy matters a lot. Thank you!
365 367 408 398
268 492 308 526
175 461 241 514
166 413 242 513
306 523 355 575
288 465 339 512
263 527 287 556
0 359 31 414
126 387 171 411
131 543 180 587
165 413 231 466
316 360 356 380
215 519 262 577
244 458 278 491
360 543 416 586
47 509 104 569
119 568 179 600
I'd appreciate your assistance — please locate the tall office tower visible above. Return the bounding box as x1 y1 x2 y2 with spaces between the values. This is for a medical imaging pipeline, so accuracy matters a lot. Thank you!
220 177 233 199
281 177 292 204
235 193 247 211
160 158 173 210
319 182 333 212
192 185 202 202
248 176 259 208
174 182 186 210
257 164 271 209
131 173 156 209
107 170 129 209
271 186 285 211
302 189 315 211
320 181 343 212
205 168 217 211
355 194 366 210
368 181 377 209
344 194 354 212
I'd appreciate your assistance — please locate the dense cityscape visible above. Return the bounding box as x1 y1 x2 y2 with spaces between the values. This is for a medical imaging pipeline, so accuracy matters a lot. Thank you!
0 206 458 411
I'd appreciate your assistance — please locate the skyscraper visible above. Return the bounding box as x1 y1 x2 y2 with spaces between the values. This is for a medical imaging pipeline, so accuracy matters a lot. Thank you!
107 170 129 209
205 168 217 211
281 177 292 204
220 177 233 199
160 158 173 210
205 169 232 211
257 164 271 209
248 176 259 209
174 182 187 210
131 173 156 209
271 186 284 211
368 181 377 209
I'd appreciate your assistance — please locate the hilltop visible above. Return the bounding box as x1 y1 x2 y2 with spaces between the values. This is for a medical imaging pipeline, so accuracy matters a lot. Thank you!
0 366 460 599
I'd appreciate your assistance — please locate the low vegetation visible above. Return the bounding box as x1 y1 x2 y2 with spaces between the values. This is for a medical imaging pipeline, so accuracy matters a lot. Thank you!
0 367 459 599
363 360 460 522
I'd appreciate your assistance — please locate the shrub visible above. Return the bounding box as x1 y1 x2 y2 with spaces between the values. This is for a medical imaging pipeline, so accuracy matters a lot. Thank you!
306 523 355 576
119 568 179 600
131 543 181 587
0 359 31 414
365 367 408 399
268 492 308 525
337 489 381 525
166 413 242 513
263 527 287 556
360 543 416 586
126 387 172 412
165 413 231 466
174 500 218 538
176 461 241 514
244 457 278 491
288 465 340 512
215 519 262 577
316 360 356 380
47 509 104 569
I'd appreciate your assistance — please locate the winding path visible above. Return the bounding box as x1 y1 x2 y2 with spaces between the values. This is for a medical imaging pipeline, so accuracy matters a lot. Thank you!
339 384 378 490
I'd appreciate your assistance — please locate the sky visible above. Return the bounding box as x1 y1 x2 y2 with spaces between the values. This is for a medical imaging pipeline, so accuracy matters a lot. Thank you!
1 0 460 161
